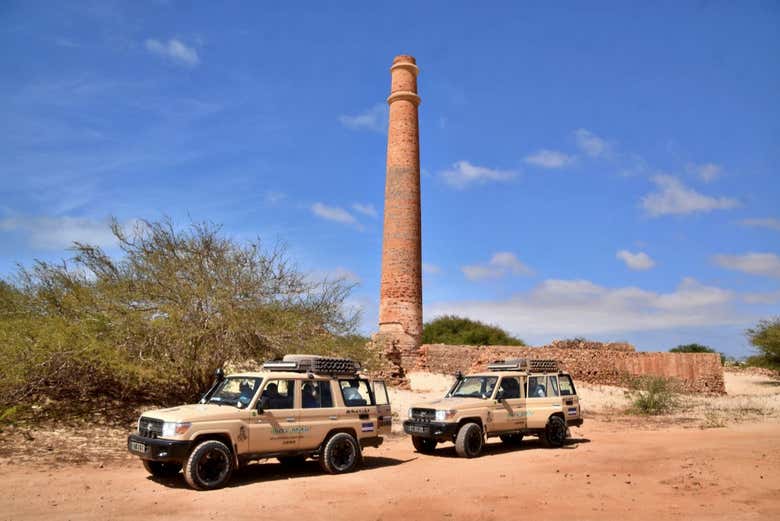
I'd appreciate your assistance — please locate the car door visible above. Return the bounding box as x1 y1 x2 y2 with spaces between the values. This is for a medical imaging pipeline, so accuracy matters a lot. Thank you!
372 380 392 435
491 376 526 433
335 378 377 440
297 379 339 450
525 374 563 429
248 378 299 454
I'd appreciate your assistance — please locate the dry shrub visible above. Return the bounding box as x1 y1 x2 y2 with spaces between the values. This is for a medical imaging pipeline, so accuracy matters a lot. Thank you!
0 218 366 414
625 375 679 415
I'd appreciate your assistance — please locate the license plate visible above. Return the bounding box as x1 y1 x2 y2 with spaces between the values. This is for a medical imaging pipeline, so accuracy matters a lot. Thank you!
130 440 147 453
407 425 427 434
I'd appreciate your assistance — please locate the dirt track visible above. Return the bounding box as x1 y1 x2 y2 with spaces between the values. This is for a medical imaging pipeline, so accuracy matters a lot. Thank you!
2 420 779 521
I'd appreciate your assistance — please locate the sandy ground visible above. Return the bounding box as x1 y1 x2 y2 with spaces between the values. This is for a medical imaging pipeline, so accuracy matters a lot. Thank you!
2 421 779 521
1 371 779 520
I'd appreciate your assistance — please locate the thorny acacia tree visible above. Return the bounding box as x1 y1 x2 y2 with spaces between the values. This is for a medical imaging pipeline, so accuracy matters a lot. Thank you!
0 218 362 404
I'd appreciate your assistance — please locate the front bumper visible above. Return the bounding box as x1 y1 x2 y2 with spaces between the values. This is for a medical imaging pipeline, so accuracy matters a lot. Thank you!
567 418 584 428
403 420 459 439
127 434 192 463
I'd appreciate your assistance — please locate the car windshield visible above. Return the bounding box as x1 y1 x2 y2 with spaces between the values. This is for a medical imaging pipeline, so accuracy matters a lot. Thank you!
208 377 262 408
450 376 498 399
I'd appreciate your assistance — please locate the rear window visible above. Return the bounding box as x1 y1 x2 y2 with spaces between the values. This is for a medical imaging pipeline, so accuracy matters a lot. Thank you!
559 375 577 396
339 379 375 406
373 381 390 405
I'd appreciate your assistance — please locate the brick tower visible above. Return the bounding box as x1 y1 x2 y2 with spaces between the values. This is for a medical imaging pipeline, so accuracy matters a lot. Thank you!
375 55 423 378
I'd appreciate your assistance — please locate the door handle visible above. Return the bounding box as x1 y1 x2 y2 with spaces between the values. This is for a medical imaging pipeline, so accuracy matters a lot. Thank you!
286 417 296 422
328 416 338 420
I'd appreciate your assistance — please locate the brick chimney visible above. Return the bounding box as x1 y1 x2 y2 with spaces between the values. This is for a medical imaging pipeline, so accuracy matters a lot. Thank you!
376 55 422 375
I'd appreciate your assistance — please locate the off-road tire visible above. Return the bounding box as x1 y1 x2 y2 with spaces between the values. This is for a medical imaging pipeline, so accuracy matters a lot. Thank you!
319 432 360 474
542 416 567 448
142 460 181 478
412 436 438 454
499 433 524 445
455 422 483 458
277 455 307 466
183 440 233 490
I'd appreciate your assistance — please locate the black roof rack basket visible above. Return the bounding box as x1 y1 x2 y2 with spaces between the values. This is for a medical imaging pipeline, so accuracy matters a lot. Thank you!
262 355 360 376
486 358 560 372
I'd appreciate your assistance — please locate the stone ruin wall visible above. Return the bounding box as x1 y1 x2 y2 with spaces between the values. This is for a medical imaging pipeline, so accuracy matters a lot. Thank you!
417 342 725 394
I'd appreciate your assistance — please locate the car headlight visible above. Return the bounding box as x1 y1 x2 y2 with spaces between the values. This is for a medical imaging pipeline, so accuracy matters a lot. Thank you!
435 410 456 421
161 421 191 437
408 408 413 419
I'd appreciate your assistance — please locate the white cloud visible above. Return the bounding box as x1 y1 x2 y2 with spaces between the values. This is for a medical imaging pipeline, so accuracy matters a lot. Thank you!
352 203 378 218
740 218 780 232
0 216 129 250
427 277 738 337
523 149 574 169
687 162 723 182
311 203 358 226
145 38 200 67
743 290 780 304
422 263 441 275
574 128 610 158
462 252 533 281
338 103 387 133
440 161 516 189
641 175 739 217
616 250 655 270
713 252 780 279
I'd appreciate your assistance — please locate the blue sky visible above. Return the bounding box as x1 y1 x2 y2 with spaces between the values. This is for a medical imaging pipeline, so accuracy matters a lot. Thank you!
1 1 778 356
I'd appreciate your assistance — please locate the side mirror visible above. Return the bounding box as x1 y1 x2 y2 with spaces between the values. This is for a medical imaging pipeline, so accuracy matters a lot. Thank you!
257 396 270 413
214 367 225 381
495 390 505 401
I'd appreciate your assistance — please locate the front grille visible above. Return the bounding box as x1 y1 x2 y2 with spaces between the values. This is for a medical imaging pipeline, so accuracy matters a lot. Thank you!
138 417 163 439
410 408 436 422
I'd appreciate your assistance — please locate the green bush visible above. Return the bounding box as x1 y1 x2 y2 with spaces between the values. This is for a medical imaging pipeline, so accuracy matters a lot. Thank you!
0 218 364 409
421 315 525 346
669 343 726 365
745 318 780 370
626 376 678 415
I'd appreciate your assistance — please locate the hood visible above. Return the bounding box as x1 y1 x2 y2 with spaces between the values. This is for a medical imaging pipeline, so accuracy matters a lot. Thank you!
142 403 247 423
411 396 490 410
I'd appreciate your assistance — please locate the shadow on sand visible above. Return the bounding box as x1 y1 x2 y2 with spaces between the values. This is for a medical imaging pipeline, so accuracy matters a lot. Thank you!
420 435 591 459
148 454 413 490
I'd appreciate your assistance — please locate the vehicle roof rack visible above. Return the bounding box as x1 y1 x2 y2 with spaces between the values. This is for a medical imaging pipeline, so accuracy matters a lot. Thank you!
262 354 361 376
487 358 560 373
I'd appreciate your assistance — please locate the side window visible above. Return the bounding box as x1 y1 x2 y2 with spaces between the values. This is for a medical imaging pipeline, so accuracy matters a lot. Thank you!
498 377 522 399
373 381 390 405
260 379 295 409
559 375 576 396
339 379 375 406
548 375 560 397
527 375 547 398
301 381 334 409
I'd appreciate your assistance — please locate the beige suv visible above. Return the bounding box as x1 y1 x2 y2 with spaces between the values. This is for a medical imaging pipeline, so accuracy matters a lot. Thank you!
403 359 582 457
127 355 392 490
